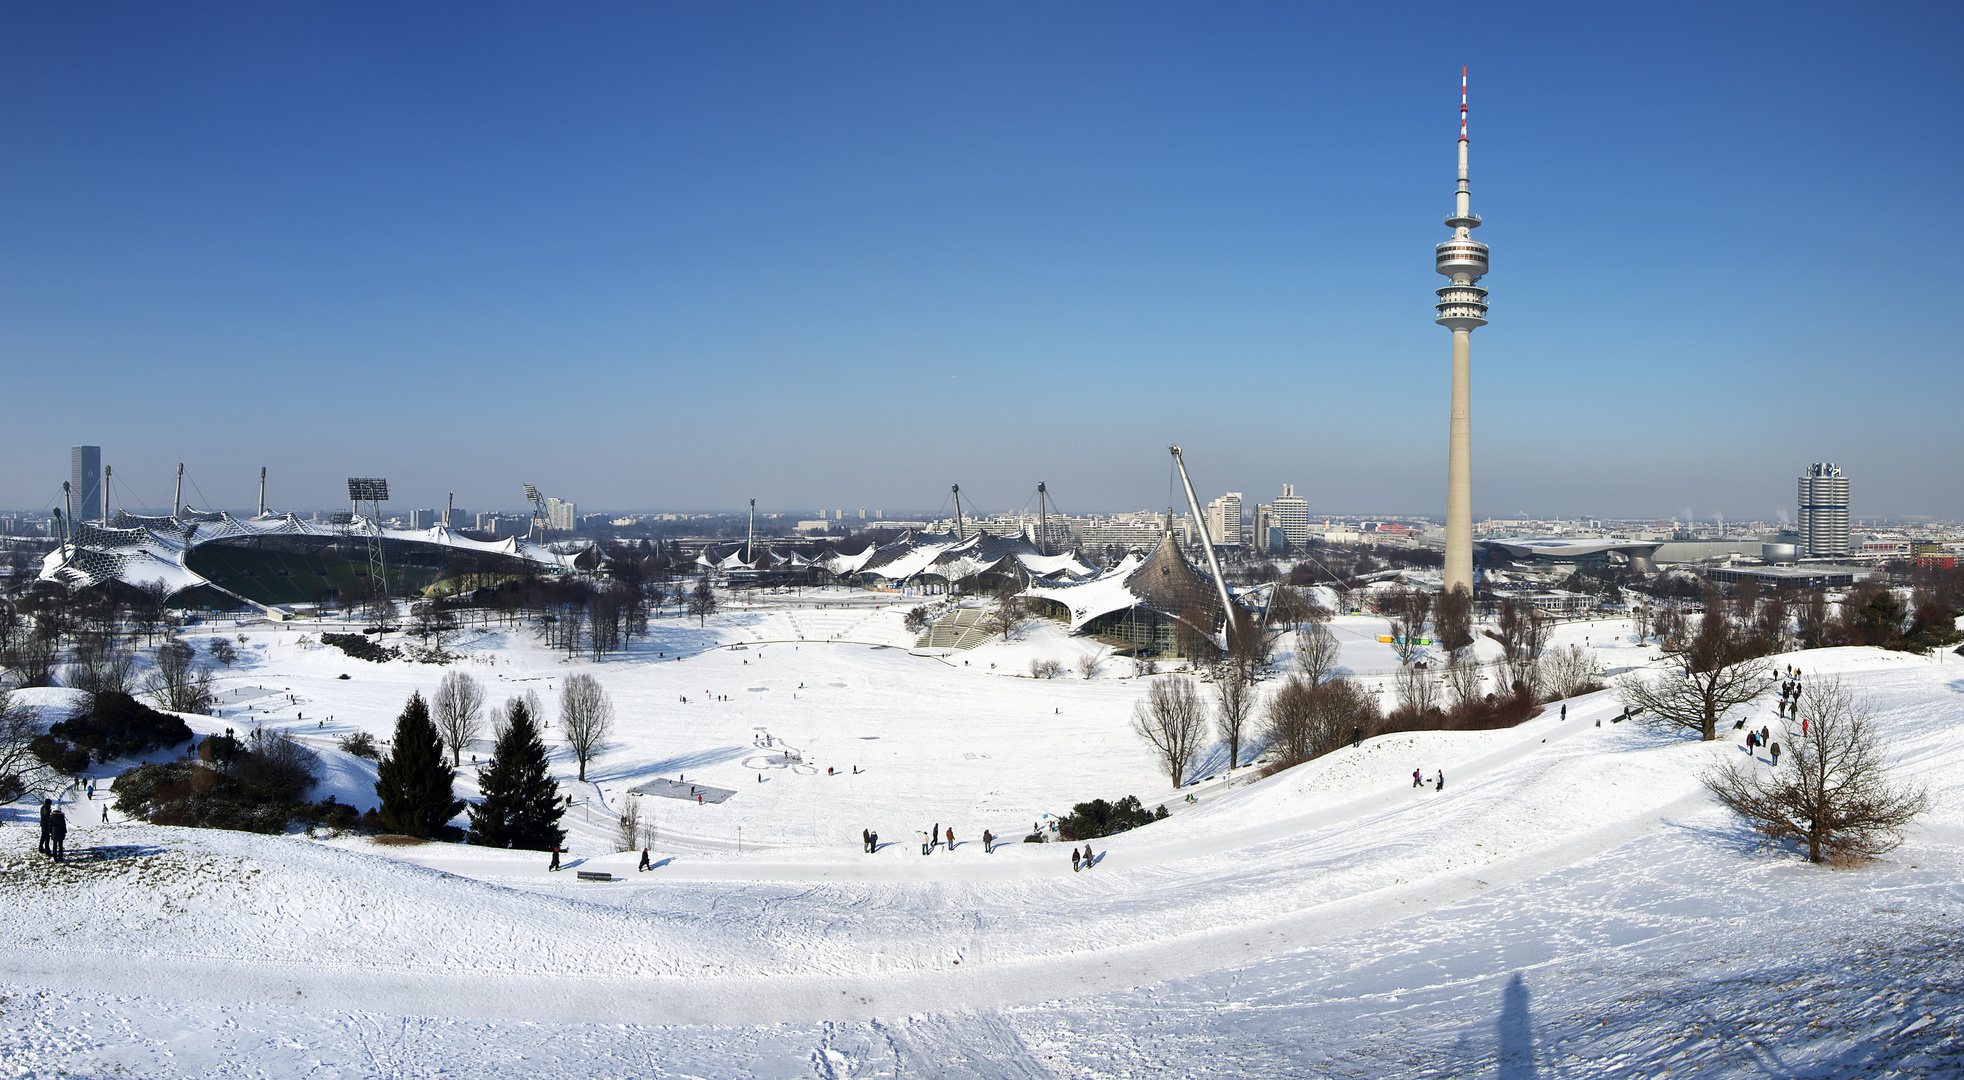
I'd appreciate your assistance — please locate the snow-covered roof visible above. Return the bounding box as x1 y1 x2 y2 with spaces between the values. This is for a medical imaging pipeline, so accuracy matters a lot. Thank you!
1022 534 1225 633
40 510 583 605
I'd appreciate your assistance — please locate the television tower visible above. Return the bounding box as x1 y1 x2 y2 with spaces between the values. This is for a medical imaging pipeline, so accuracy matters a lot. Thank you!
1435 67 1489 595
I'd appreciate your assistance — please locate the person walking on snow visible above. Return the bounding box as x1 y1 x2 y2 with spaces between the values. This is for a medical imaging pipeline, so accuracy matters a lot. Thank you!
869 830 878 852
549 846 562 872
931 822 939 851
1082 844 1094 868
982 829 994 853
1561 704 1567 721
862 828 871 853
48 808 67 861
1413 768 1423 789
946 826 955 851
638 847 651 872
920 831 931 855
38 799 53 855
1071 848 1081 872
1435 770 1445 792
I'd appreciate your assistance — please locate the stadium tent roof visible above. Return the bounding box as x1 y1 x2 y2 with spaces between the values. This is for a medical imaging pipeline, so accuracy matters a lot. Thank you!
40 510 583 605
1023 534 1225 633
843 532 1095 586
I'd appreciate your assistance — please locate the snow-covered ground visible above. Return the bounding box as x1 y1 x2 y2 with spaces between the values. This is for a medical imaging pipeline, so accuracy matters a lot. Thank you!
3 593 1960 1077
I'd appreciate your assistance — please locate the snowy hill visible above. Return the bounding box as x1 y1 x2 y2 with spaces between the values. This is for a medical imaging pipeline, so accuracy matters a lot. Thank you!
3 598 1960 1076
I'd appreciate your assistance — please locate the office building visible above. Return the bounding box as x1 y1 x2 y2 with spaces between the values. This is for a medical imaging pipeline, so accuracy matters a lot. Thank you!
1798 463 1851 557
71 445 103 523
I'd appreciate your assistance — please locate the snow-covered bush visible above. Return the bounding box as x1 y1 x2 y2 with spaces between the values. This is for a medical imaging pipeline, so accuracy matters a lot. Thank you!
1030 658 1065 679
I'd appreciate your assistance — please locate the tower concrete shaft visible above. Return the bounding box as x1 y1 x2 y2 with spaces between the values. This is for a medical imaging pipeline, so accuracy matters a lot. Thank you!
1435 68 1488 595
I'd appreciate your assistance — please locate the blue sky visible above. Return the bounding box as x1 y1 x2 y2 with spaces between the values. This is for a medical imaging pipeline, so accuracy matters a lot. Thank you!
1 3 1957 522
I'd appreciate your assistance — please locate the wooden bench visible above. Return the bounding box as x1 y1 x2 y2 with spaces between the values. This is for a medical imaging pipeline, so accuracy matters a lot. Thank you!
576 870 614 882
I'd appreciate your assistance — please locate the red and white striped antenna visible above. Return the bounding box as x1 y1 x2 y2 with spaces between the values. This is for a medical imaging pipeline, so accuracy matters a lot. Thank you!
1459 66 1468 142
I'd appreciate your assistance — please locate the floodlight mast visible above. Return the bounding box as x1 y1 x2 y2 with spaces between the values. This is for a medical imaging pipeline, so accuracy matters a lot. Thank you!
952 485 965 540
172 464 184 523
103 465 112 523
346 477 392 596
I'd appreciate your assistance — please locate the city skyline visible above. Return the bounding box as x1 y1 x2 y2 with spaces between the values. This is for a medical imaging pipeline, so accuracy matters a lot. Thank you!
3 5 1960 518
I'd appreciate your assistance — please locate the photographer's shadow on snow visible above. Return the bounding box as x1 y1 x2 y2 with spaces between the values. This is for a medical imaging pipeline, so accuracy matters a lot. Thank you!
1497 971 1538 1079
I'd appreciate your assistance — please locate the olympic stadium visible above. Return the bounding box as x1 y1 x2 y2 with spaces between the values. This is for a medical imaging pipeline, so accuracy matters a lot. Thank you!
39 510 589 612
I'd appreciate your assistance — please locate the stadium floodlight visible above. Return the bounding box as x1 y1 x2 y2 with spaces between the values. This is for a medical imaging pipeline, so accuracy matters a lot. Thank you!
347 478 390 502
523 484 541 504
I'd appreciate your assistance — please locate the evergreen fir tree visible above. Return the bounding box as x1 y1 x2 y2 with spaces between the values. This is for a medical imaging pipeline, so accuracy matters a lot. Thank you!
467 698 565 850
373 690 465 838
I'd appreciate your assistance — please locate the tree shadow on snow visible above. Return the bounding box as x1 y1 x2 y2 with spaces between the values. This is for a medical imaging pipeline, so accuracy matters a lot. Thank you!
592 746 752 782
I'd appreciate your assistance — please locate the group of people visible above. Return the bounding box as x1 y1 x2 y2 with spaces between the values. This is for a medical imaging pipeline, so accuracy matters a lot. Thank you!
1071 844 1096 871
1776 667 1807 723
38 799 69 861
1411 768 1445 792
878 824 1005 855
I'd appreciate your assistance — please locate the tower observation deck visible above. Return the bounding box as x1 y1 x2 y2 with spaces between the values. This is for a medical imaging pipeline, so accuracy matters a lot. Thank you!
1436 69 1489 331
1437 68 1487 595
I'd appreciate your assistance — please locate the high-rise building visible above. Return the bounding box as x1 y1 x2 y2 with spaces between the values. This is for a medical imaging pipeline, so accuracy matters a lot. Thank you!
1798 463 1851 557
71 445 103 523
1273 483 1309 549
546 497 578 533
1206 492 1243 547
1434 68 1489 594
1252 504 1278 552
406 508 438 530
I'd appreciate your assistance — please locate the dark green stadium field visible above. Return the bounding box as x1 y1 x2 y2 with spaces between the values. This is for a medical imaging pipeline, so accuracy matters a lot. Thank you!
184 544 440 605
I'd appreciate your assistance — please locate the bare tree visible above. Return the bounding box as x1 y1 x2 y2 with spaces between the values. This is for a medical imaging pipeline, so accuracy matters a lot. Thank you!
143 638 215 714
1702 680 1929 864
616 795 643 853
1267 586 1326 631
1222 611 1268 682
0 688 47 800
1797 590 1830 650
1173 608 1222 666
1618 630 1770 741
559 673 614 782
987 579 1027 641
1029 657 1064 679
1263 675 1378 768
431 670 486 766
1214 666 1255 770
687 577 718 627
1294 621 1340 685
1446 651 1484 710
1541 644 1606 701
1076 648 1104 679
1395 661 1440 716
1434 585 1475 658
65 647 137 696
1385 587 1433 665
1131 677 1207 788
